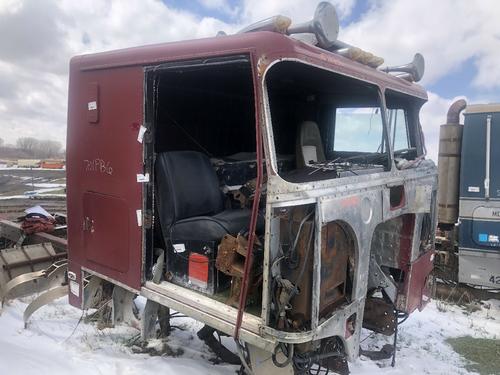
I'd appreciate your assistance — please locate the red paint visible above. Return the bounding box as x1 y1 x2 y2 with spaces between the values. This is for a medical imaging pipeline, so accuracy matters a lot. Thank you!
82 191 130 273
396 214 434 313
188 253 209 287
402 250 435 313
340 195 360 208
67 63 143 294
234 64 264 338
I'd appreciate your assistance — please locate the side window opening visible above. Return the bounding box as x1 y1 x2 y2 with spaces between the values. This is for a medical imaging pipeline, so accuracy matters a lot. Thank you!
388 108 409 151
385 89 424 161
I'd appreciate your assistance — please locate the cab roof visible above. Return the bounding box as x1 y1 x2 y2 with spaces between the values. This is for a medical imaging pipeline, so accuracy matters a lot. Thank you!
466 103 500 114
71 31 427 101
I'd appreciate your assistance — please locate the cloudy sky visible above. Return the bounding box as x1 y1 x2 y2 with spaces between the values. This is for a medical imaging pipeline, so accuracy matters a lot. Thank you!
0 0 499 160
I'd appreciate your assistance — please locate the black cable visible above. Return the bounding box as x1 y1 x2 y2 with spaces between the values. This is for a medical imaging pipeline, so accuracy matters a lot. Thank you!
391 316 398 367
272 342 294 368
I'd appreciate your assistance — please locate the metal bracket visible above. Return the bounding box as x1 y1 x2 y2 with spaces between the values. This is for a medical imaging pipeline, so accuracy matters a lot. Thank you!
111 286 139 328
82 276 103 310
1 260 67 306
24 286 68 328
142 250 168 340
368 257 398 303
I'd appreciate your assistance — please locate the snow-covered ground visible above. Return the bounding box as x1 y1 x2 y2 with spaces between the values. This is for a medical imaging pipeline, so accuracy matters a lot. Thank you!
0 296 498 374
0 169 65 200
0 167 66 171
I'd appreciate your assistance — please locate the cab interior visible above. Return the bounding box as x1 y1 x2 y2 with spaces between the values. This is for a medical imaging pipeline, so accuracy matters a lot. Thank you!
144 55 422 322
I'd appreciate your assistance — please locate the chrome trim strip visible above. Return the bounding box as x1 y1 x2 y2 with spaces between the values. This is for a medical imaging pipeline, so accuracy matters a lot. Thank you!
485 115 491 199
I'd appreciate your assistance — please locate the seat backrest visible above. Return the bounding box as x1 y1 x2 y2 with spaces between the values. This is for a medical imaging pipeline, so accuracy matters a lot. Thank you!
155 151 224 234
296 121 326 167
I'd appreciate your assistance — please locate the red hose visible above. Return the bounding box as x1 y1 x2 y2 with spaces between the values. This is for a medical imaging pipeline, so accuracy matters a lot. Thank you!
234 100 263 340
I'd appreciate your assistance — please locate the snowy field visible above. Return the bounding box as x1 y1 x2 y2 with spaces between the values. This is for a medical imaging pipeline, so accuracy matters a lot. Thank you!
0 168 65 200
0 296 498 375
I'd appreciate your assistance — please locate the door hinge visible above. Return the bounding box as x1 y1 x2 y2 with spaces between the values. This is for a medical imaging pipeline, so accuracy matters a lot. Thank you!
143 210 153 229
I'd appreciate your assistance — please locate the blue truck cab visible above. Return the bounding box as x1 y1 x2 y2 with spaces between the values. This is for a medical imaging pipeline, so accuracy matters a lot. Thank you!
459 104 500 287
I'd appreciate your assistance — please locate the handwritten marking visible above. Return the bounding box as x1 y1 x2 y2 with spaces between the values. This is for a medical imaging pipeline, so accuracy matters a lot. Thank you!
84 158 113 175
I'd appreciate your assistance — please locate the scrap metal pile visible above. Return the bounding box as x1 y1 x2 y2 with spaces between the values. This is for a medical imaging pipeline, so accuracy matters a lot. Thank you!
0 206 68 325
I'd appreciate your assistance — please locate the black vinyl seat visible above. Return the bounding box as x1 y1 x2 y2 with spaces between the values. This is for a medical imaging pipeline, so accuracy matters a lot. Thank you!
155 151 254 243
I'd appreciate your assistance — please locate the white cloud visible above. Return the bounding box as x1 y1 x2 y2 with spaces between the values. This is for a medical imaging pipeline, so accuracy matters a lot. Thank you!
198 0 239 17
241 0 355 24
0 0 233 146
342 0 500 88
420 91 467 162
58 0 231 54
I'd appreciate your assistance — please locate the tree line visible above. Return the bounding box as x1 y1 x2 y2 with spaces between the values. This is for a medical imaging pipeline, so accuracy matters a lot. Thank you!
0 137 64 159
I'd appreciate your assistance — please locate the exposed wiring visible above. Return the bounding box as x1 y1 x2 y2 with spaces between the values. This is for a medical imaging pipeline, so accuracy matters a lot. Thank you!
272 342 294 368
63 309 85 344
287 211 314 269
275 216 315 327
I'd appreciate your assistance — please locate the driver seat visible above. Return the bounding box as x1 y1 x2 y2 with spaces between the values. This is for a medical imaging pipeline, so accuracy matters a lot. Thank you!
155 151 253 243
296 121 326 167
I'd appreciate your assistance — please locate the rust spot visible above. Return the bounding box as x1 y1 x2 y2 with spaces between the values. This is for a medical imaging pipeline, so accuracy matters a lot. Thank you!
257 54 270 77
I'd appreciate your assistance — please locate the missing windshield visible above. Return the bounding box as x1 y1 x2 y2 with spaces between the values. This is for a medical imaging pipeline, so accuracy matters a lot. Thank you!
266 61 390 183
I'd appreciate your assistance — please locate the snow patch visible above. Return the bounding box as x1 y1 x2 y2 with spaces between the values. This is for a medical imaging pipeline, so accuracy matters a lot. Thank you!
0 297 498 374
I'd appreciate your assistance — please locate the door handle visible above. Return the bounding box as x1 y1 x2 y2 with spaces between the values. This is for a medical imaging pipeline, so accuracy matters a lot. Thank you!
82 216 94 232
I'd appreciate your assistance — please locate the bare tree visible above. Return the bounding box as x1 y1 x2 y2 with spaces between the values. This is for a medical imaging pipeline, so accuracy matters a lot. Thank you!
35 140 62 159
16 137 39 156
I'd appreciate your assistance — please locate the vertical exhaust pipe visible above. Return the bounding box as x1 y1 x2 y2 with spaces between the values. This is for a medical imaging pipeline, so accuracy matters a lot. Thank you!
446 99 467 124
437 99 467 230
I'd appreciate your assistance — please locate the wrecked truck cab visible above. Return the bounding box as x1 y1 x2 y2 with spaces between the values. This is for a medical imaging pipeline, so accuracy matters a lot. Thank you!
66 3 437 373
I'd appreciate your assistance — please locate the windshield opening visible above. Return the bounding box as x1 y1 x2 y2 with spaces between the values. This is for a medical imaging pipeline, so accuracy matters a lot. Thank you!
265 61 390 183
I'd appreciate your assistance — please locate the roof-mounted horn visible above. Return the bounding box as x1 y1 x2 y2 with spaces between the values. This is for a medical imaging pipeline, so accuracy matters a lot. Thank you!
237 15 292 34
235 2 428 75
285 2 384 67
237 1 340 49
286 2 339 49
381 53 426 82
